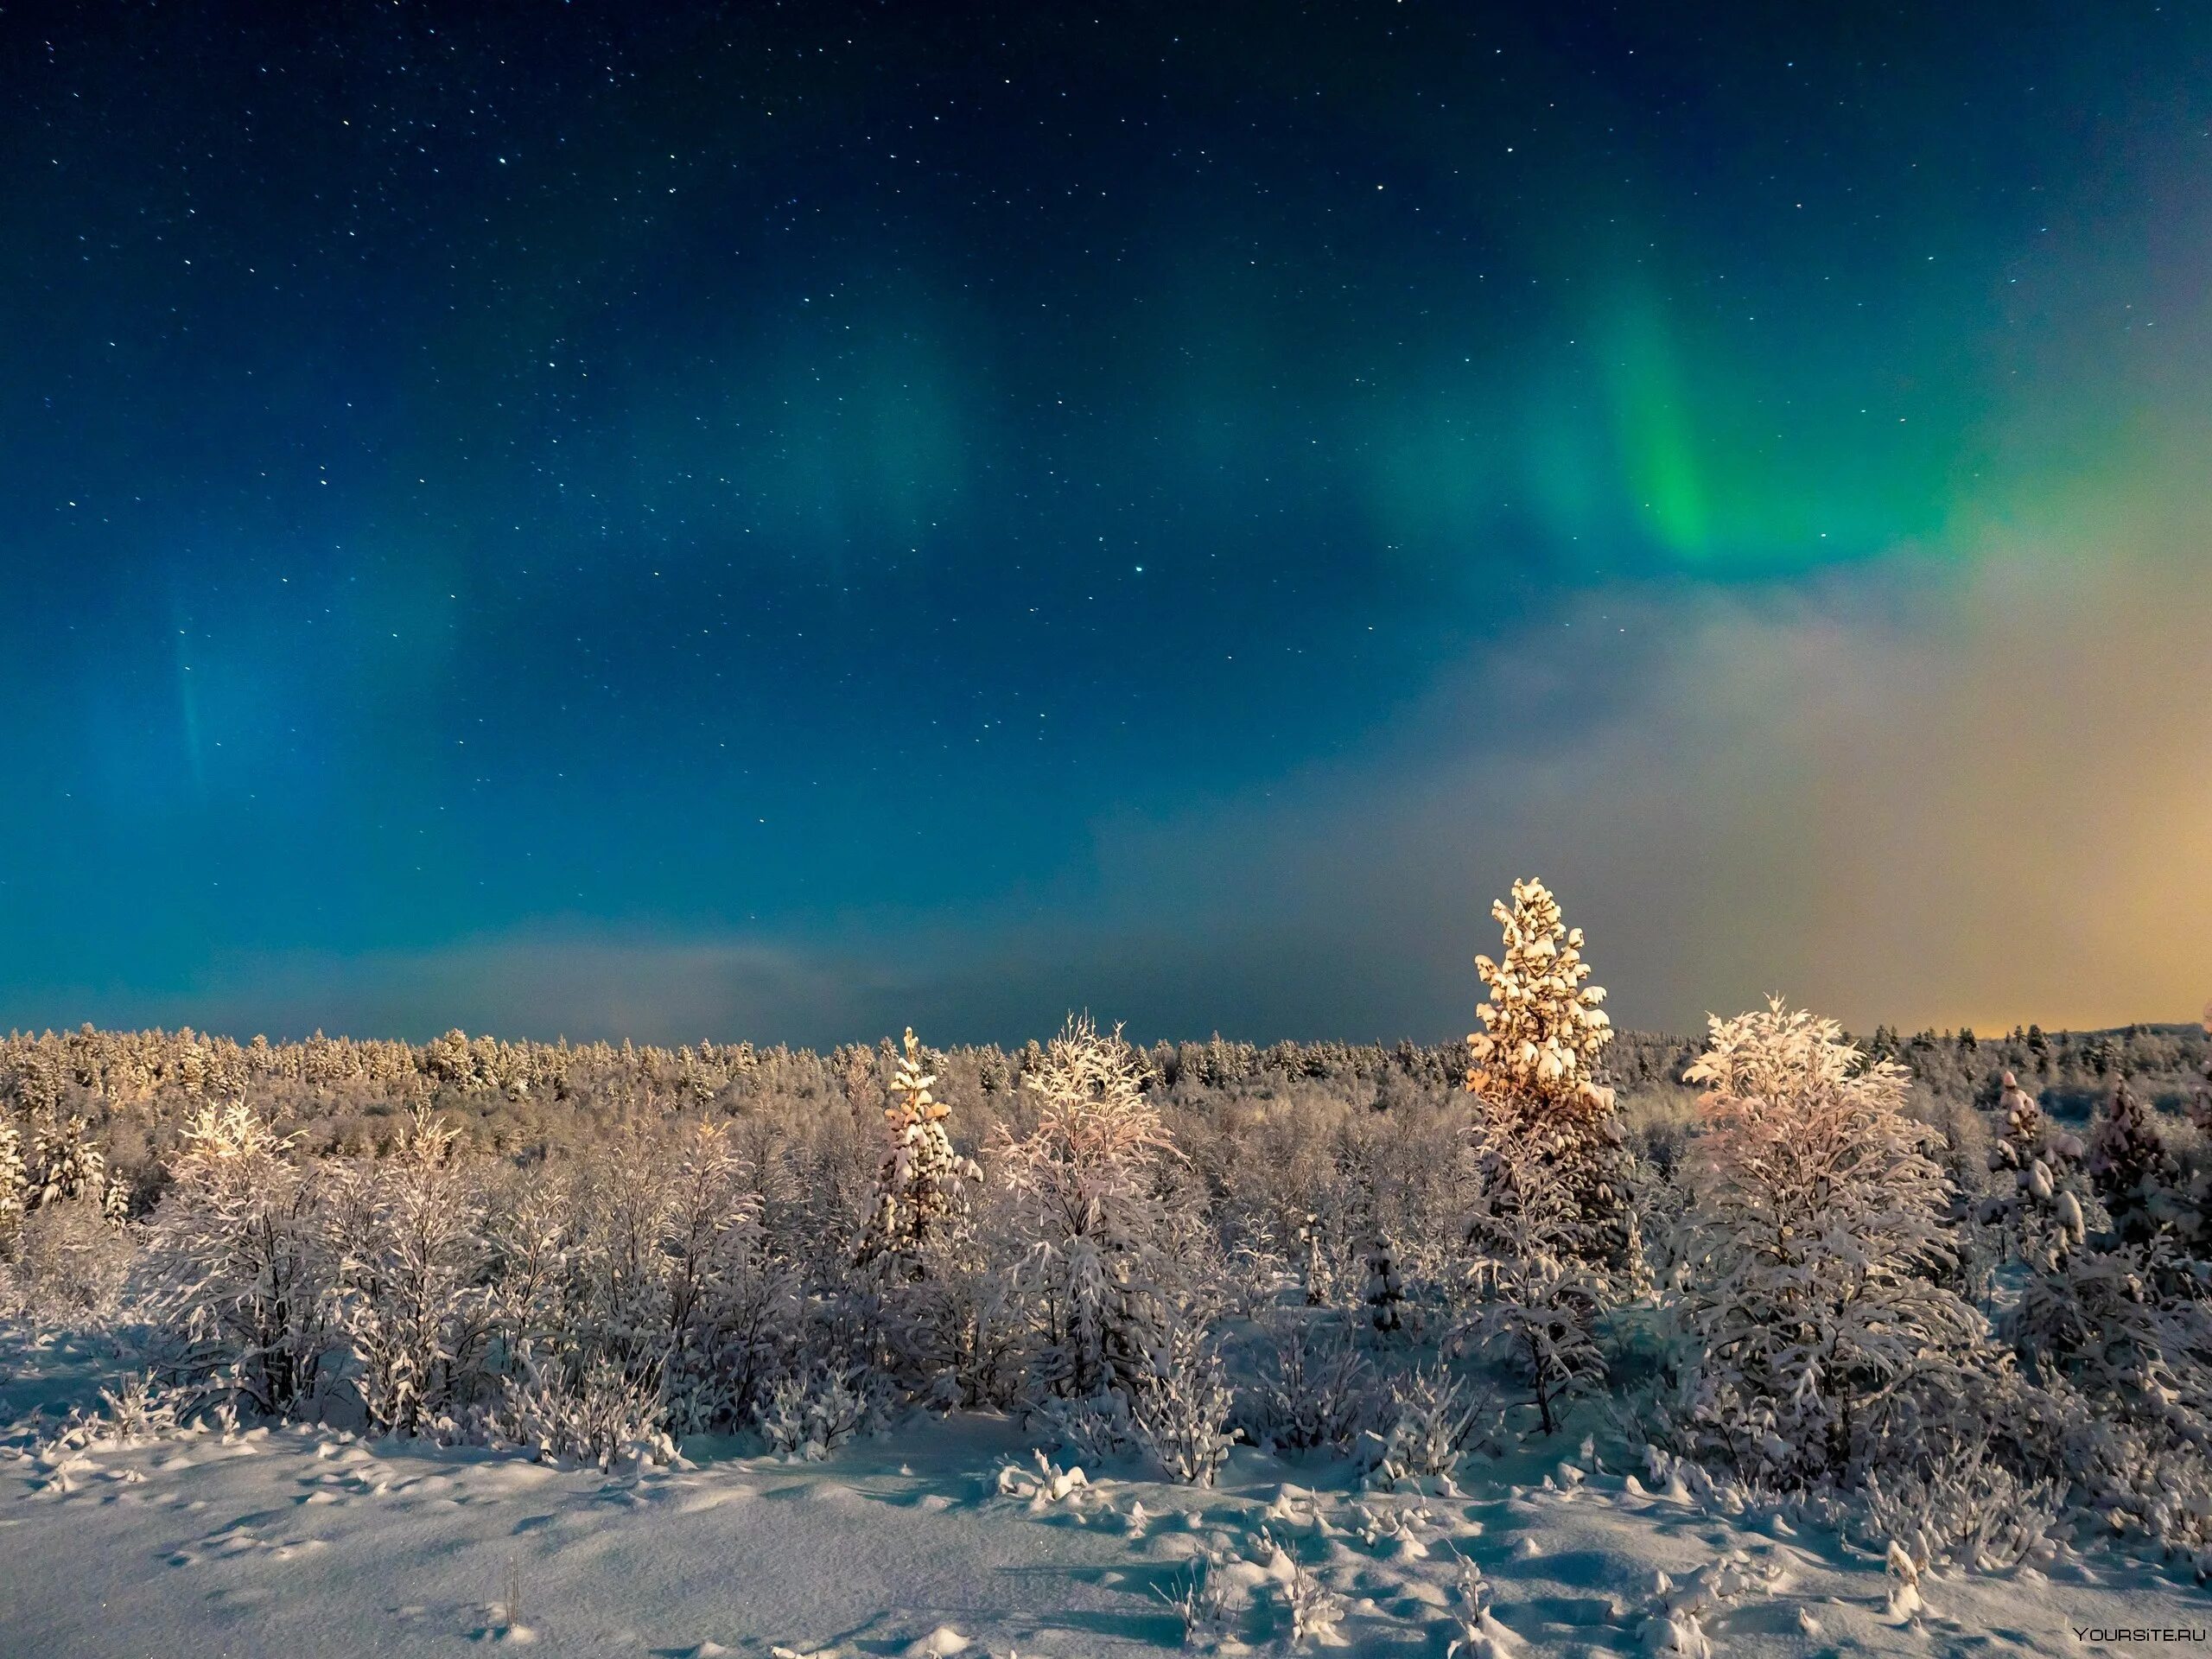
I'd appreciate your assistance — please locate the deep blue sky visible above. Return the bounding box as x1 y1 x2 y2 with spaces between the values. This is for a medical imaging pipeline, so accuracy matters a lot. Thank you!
4 3 2209 1046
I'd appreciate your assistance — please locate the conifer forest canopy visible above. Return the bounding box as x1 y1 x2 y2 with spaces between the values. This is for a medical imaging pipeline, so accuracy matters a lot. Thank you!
2 2 2209 1046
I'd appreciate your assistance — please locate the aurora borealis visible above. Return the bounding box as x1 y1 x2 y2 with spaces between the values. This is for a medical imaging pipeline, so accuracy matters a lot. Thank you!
2 3 2207 1045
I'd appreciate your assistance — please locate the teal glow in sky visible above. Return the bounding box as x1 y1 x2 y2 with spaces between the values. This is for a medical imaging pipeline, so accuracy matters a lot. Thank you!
3 3 2208 1043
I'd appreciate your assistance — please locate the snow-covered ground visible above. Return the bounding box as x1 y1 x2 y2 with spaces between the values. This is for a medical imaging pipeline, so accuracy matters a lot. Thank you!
3 1329 2202 1658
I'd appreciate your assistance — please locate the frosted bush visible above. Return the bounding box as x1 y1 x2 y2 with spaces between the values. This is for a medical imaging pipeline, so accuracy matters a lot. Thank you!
1130 1317 1236 1485
995 1015 1182 1402
1669 1000 1988 1485
1859 1436 2064 1571
1461 1101 1609 1437
4 1199 130 1319
1032 1389 1136 1465
753 1362 884 1461
1364 1363 1486 1489
657 1122 783 1433
497 1348 671 1471
140 1097 340 1417
95 1370 176 1444
1236 1319 1373 1454
1157 1557 1238 1649
891 1257 1027 1410
1280 1559 1344 1645
333 1107 494 1437
2056 1402 2212 1560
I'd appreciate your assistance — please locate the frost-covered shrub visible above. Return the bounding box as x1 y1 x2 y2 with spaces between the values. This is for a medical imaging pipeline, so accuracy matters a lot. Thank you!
1280 1558 1344 1645
1859 1436 2064 1572
478 1124 789 1440
1130 1315 1236 1485
657 1122 783 1433
1031 1389 1136 1465
1441 1549 1519 1659
2063 1410 2212 1562
1365 1363 1486 1488
140 1098 340 1417
1462 1249 1605 1438
1988 1066 2212 1469
888 1255 1027 1410
2015 1232 2212 1427
753 1361 884 1460
4 1198 130 1318
483 1164 596 1380
1668 1000 1988 1485
1463 1102 1610 1436
1236 1319 1373 1454
2088 1077 2184 1244
497 1348 671 1471
2002 1227 2212 1564
95 1370 177 1444
1157 1558 1238 1649
333 1107 494 1437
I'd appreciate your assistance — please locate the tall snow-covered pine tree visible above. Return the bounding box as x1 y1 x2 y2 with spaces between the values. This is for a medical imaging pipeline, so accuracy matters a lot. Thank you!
1465 878 1639 1284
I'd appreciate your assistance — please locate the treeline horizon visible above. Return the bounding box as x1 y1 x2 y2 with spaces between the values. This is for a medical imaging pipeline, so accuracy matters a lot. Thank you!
3 1016 2205 1212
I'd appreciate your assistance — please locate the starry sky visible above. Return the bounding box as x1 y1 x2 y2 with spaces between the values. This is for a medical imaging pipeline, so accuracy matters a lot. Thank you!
3 3 2208 1046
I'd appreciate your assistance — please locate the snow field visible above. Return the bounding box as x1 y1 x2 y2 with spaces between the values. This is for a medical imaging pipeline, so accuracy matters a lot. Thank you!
4 1355 2203 1659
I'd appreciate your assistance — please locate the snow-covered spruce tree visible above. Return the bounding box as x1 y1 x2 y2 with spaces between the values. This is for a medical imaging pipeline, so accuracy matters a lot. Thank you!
1983 1071 2093 1270
2087 1076 2183 1245
0 1108 23 1256
141 1096 340 1418
2016 1230 2212 1432
1999 1071 2212 1463
1300 1211 1332 1306
1464 878 1640 1283
995 1014 1179 1404
856 1028 980 1279
331 1106 493 1438
1669 1000 1989 1485
877 1113 1027 1411
100 1169 131 1225
1363 1233 1404 1333
26 1110 107 1210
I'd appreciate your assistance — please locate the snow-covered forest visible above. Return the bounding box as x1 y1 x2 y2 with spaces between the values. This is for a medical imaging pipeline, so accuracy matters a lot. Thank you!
4 882 2210 1656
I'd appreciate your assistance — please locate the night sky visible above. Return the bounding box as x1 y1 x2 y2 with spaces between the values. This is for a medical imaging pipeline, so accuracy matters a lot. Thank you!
3 3 2209 1046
